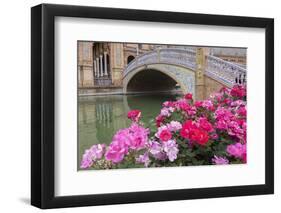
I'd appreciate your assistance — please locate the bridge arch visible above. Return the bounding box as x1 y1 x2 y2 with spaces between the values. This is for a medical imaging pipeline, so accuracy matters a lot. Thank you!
123 64 195 95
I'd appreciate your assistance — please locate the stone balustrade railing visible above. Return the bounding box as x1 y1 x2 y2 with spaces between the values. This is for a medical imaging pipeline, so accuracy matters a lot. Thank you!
124 48 196 76
205 55 246 87
123 48 246 87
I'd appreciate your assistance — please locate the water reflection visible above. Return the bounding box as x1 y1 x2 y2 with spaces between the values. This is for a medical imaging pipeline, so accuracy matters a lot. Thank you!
78 94 180 168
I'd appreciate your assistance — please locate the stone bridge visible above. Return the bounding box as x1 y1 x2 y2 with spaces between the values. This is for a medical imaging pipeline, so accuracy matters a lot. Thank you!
123 48 246 99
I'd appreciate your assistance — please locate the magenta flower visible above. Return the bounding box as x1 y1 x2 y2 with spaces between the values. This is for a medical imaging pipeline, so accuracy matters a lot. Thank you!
197 117 214 132
105 140 128 163
129 123 150 150
230 85 246 98
202 100 214 111
226 142 246 160
127 109 141 122
105 123 149 163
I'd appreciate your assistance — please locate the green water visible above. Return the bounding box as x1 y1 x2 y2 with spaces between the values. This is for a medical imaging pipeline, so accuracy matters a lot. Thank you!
78 93 180 167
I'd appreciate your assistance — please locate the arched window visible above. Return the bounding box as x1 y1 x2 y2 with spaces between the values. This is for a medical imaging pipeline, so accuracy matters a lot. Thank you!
127 55 135 64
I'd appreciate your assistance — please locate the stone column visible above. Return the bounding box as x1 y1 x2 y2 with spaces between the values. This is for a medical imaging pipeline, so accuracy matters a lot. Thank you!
96 58 100 77
100 55 103 77
94 60 97 77
104 52 108 76
110 43 124 86
195 47 206 100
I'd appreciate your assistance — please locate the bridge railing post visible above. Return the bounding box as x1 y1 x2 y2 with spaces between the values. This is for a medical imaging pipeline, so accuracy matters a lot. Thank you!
195 47 206 100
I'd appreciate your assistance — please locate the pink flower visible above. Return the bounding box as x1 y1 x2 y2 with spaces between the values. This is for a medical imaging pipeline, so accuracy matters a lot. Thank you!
160 107 171 117
80 150 94 169
216 120 228 130
177 99 190 111
136 152 150 167
237 106 247 116
163 140 179 162
162 101 175 108
127 109 141 122
129 123 150 150
176 99 196 115
197 117 214 132
211 133 219 140
80 144 106 169
227 143 246 161
195 101 203 108
167 121 182 132
105 123 149 163
202 100 214 111
105 140 128 163
231 100 246 107
212 156 229 165
159 129 172 142
149 140 167 160
113 128 133 147
210 92 223 102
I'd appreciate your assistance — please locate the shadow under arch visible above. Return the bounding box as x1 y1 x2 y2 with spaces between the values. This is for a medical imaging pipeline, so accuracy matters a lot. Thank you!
124 68 186 94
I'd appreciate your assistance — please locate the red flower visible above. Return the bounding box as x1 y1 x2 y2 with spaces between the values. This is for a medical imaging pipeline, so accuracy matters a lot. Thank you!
159 129 172 142
194 101 203 108
230 85 246 98
190 129 209 145
127 110 141 122
156 115 164 127
180 120 197 139
180 120 210 145
184 93 193 100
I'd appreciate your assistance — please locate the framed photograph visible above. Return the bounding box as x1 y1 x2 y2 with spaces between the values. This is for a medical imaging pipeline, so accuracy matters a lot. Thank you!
31 3 274 209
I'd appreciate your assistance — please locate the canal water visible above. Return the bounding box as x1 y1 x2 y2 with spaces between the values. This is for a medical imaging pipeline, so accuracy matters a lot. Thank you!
78 93 181 168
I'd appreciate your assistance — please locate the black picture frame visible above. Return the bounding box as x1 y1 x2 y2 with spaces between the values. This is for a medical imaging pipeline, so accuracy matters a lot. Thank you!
31 3 274 209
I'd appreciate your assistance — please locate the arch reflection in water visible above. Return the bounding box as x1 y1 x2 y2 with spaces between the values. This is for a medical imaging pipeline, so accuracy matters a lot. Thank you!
78 93 180 166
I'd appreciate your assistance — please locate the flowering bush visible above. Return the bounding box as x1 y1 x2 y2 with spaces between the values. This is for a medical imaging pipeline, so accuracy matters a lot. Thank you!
81 84 247 169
